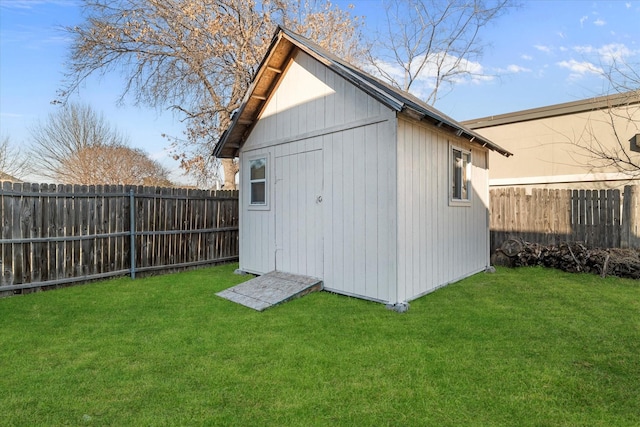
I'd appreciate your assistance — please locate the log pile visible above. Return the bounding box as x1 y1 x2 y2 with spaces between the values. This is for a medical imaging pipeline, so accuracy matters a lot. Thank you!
492 239 640 279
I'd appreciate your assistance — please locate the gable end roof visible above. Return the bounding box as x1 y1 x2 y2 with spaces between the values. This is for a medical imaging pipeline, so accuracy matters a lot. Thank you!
214 27 512 158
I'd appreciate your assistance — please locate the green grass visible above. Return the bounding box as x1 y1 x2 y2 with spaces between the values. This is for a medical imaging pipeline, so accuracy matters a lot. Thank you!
1 264 639 426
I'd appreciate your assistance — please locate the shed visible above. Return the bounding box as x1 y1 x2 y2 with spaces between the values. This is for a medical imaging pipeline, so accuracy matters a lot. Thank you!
214 27 512 307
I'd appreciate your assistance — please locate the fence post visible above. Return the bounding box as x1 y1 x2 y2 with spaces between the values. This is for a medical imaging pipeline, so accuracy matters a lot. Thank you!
130 189 136 279
622 185 640 249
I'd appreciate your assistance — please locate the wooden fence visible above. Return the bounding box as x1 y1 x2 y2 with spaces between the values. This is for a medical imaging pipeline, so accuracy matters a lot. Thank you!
490 185 640 253
0 182 239 294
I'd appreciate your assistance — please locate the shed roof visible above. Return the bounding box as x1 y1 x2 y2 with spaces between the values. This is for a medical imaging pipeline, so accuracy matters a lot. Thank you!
214 26 512 158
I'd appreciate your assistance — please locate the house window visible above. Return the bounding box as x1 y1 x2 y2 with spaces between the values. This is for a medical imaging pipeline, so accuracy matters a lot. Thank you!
451 146 471 203
631 134 640 153
250 158 267 205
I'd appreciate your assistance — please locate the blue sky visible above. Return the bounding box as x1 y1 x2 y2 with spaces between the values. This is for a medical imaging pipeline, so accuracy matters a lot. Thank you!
1 0 639 183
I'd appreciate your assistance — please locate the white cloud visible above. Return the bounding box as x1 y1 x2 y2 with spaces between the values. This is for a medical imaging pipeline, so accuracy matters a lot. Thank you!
557 59 603 78
593 18 606 26
521 54 533 61
626 2 632 8
574 43 636 63
0 112 23 118
573 45 593 54
559 42 640 82
596 43 635 62
580 15 589 27
0 27 71 50
535 67 547 79
534 45 552 53
366 52 494 101
504 64 531 73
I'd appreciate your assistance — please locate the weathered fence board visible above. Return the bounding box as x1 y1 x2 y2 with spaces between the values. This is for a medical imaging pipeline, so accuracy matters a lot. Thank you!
491 185 640 252
0 182 238 294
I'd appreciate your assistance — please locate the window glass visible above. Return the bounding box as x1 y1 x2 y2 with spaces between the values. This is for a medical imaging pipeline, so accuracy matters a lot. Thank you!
249 158 267 205
451 147 470 202
251 182 266 204
250 158 266 180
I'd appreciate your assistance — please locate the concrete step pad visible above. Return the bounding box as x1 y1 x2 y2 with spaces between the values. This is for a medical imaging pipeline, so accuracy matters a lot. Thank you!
216 271 323 311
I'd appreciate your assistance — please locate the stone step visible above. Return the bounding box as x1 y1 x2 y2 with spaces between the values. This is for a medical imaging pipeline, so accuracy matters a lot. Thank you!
216 271 323 311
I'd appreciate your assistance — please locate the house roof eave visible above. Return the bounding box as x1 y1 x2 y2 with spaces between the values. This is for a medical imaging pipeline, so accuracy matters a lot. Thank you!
463 90 640 129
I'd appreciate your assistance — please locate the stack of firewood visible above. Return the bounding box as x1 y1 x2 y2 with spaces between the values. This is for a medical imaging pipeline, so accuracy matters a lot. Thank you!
492 239 640 279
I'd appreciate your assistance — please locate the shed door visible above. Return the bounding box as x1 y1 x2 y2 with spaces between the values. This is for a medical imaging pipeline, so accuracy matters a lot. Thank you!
275 149 323 279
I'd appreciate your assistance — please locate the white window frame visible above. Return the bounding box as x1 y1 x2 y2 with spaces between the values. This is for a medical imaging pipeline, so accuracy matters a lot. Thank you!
449 144 472 206
248 155 269 210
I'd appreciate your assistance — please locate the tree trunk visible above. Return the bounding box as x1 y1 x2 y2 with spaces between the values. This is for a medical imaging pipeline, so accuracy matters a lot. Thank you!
222 158 239 190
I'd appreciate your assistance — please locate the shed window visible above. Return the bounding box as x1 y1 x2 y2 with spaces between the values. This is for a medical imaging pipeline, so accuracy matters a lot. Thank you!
450 146 471 203
250 158 267 205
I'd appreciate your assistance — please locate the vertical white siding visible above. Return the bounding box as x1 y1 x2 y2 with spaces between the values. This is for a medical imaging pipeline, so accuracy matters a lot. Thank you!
322 119 397 302
238 148 275 275
245 50 385 151
396 117 490 302
239 47 491 305
274 141 324 279
239 49 398 303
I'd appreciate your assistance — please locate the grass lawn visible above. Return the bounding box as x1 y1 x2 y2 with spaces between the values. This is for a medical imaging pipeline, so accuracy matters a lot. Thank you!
1 264 639 426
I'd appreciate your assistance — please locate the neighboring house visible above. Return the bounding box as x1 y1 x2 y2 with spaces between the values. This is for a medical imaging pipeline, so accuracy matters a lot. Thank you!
214 27 511 306
463 91 640 190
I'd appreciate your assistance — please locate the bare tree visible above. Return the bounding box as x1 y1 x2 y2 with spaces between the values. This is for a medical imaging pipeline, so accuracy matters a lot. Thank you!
61 0 365 189
563 91 640 179
0 135 31 182
560 52 640 179
368 0 514 104
60 144 174 186
603 56 640 96
30 103 173 186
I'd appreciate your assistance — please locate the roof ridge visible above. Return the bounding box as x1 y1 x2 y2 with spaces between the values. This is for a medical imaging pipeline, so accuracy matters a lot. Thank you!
215 26 512 158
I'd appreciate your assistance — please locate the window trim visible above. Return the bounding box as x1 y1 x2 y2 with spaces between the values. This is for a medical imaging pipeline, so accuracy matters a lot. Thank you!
247 154 270 210
449 144 472 207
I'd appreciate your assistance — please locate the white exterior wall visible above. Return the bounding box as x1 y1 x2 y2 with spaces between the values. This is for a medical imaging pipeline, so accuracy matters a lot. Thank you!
396 117 490 302
239 50 398 302
322 120 397 303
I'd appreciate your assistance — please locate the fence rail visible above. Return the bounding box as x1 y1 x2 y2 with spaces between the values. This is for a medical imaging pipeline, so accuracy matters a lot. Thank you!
490 185 640 253
0 182 239 294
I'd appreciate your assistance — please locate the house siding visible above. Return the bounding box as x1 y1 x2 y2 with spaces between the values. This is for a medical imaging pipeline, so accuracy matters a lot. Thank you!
396 117 490 302
468 100 640 190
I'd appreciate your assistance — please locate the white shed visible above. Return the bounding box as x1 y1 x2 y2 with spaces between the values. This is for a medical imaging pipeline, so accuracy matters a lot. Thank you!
214 27 511 307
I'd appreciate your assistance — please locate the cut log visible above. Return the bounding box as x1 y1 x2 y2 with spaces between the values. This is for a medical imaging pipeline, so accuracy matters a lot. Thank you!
494 240 640 280
501 239 523 257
